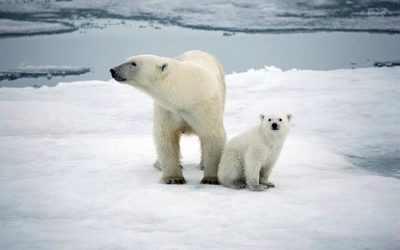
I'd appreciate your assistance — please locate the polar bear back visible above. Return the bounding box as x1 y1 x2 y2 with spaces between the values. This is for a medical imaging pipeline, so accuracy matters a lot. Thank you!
175 50 226 106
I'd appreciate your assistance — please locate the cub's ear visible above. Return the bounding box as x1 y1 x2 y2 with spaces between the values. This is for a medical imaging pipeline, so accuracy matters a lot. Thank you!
159 63 168 73
286 113 293 122
259 114 265 121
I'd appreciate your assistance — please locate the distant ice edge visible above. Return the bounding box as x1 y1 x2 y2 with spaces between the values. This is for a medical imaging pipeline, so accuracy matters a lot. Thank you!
0 19 77 37
0 65 91 81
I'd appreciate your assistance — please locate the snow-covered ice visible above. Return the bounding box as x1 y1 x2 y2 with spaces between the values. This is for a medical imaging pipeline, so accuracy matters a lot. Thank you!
0 67 399 249
0 65 91 81
0 19 76 37
374 60 400 68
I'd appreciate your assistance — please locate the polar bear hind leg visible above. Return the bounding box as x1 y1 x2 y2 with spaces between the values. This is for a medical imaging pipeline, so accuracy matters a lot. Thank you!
218 150 245 189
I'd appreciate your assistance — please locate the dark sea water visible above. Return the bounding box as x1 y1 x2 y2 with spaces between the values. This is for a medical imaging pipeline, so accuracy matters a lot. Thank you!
0 20 399 88
1 0 400 86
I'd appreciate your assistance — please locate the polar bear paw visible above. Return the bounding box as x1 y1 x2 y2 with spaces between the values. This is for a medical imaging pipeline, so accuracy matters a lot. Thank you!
201 176 219 185
164 176 186 184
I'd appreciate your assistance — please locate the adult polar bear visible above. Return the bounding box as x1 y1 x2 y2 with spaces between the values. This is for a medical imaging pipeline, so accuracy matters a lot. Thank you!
110 50 226 184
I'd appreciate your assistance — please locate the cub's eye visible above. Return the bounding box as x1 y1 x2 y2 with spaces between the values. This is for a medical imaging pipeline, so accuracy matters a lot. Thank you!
279 118 282 122
268 118 271 122
131 62 136 66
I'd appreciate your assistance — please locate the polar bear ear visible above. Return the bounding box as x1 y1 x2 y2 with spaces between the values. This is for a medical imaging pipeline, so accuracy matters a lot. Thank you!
286 113 293 122
259 114 265 121
159 63 168 73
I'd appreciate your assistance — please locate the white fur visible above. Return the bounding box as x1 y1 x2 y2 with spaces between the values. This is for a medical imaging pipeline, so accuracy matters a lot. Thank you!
218 113 292 191
111 50 226 184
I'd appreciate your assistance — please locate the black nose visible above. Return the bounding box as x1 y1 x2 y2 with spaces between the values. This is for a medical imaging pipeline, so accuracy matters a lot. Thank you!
272 123 278 130
110 68 116 76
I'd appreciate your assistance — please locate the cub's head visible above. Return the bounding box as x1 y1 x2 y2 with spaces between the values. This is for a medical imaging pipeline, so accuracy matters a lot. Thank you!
110 55 170 88
259 113 292 136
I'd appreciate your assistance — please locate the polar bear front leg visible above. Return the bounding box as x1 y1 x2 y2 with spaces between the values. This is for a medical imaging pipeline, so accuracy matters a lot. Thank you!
153 106 185 184
244 155 267 191
199 131 226 184
259 166 275 188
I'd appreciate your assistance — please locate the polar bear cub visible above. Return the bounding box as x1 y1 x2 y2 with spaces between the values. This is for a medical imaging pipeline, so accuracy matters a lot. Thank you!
218 113 292 191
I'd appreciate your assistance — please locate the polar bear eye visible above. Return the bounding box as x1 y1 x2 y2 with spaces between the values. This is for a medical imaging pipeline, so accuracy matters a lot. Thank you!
131 62 137 66
268 118 271 122
279 118 282 122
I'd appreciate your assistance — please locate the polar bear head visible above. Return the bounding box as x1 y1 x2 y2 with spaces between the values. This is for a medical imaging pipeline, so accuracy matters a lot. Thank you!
259 113 292 137
110 55 172 89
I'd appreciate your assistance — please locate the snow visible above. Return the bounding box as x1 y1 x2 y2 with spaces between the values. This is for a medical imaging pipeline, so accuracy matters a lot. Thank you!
0 0 399 34
0 67 399 249
0 65 91 81
0 19 76 36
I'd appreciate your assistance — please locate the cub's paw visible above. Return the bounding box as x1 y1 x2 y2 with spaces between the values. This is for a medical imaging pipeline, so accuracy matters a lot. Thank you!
164 176 186 185
260 181 275 188
249 185 268 192
201 176 219 185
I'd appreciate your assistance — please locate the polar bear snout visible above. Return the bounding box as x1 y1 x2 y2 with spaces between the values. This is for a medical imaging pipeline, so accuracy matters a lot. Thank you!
109 68 116 77
110 67 127 82
271 123 279 130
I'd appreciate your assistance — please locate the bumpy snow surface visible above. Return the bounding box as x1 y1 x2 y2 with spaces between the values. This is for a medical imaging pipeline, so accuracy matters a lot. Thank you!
1 0 400 34
0 67 399 249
